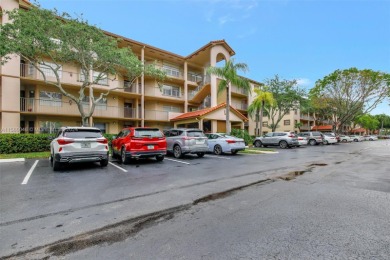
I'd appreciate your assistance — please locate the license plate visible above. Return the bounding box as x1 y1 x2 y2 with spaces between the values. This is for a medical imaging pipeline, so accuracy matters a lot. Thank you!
196 140 204 144
81 142 91 148
147 145 154 149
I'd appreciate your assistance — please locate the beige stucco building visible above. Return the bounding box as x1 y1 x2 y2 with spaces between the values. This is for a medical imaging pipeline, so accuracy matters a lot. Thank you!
1 0 314 135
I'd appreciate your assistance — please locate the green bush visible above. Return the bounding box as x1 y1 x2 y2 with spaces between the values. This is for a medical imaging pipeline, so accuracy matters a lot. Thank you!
230 129 253 145
0 134 54 154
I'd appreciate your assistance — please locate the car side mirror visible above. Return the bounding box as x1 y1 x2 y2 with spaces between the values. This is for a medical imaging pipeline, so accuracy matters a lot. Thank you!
112 135 117 139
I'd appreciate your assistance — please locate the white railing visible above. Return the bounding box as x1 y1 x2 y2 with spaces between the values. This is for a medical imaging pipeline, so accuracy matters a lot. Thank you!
20 98 137 119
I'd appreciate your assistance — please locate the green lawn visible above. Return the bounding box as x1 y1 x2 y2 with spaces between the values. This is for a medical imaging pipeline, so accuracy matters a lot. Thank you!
0 151 51 159
239 147 277 154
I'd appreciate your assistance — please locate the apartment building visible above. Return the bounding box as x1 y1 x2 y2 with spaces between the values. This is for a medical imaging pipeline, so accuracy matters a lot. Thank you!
2 0 317 136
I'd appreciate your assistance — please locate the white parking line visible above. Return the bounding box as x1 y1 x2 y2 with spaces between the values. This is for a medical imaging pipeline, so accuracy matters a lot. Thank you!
0 158 25 163
21 160 39 185
108 162 128 172
164 158 191 165
204 155 231 159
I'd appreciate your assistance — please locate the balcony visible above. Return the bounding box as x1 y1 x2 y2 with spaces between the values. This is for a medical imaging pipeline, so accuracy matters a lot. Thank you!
231 85 248 96
19 63 135 92
187 72 203 83
145 62 184 80
144 110 169 121
300 115 315 121
232 103 248 110
20 98 138 119
144 86 184 101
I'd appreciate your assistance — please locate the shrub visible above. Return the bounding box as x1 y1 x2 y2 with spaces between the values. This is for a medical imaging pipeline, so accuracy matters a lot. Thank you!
230 129 253 145
0 134 54 154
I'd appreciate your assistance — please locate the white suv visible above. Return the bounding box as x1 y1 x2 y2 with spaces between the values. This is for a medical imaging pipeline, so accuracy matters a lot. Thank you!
50 127 109 171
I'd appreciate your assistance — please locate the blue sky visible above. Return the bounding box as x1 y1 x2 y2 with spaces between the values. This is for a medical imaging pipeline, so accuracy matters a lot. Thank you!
40 0 390 115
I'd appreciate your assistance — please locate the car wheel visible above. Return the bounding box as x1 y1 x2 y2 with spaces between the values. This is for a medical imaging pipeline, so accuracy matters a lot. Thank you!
354 139 358 142
120 147 130 164
51 154 61 171
369 138 373 141
173 145 182 158
213 145 223 155
324 140 329 145
197 152 205 158
156 155 164 162
231 150 238 155
254 140 262 148
296 145 301 148
279 141 288 149
342 139 347 143
309 139 317 146
100 159 108 167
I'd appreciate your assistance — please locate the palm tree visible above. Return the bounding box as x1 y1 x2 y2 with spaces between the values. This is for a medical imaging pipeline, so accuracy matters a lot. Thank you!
207 59 251 134
248 87 275 136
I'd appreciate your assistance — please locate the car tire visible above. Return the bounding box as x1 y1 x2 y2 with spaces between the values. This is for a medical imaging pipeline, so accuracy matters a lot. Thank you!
342 139 347 143
156 155 164 162
100 159 108 167
197 152 205 158
120 147 130 164
369 138 373 141
231 150 238 155
354 139 358 142
296 145 301 148
51 154 61 171
173 145 183 159
214 145 223 155
324 140 329 145
279 141 288 149
309 139 317 146
254 140 262 148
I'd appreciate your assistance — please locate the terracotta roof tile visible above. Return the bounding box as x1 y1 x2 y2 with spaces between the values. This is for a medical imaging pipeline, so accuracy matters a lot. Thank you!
311 125 333 131
171 103 248 122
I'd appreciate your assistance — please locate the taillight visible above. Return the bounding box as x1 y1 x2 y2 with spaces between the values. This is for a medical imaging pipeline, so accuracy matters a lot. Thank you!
182 136 193 141
226 140 236 144
97 138 108 144
288 135 295 138
57 139 74 145
298 137 303 140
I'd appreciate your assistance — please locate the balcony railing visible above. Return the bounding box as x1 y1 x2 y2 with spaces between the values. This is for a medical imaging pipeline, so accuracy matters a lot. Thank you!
145 86 184 100
232 103 248 110
187 73 203 83
19 63 136 92
231 85 248 95
300 115 315 121
20 98 137 119
145 62 184 80
144 110 169 121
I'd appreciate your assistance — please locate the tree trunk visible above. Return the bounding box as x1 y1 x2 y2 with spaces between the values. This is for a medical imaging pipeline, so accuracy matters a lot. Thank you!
82 117 90 127
255 108 259 136
226 84 231 134
259 101 264 136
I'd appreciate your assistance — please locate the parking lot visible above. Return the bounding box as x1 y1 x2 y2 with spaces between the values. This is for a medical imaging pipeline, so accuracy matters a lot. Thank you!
1 140 389 258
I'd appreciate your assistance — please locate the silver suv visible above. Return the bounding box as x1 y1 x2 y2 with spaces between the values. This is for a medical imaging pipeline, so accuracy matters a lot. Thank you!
164 128 209 158
253 132 299 149
50 127 109 171
298 131 324 146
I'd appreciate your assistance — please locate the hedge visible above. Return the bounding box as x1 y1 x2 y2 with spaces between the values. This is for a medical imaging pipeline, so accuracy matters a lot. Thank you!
0 133 115 154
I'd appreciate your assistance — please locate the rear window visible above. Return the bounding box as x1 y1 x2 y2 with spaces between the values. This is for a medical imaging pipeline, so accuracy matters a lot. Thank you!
187 131 205 137
135 128 163 138
63 129 102 138
312 132 321 136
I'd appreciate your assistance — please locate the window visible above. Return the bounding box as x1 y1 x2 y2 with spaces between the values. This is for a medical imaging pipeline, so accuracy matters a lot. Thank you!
294 109 298 115
262 121 268 127
162 85 181 98
163 105 181 112
284 120 291 126
264 133 273 137
163 65 180 78
94 123 107 134
39 62 62 78
79 71 108 86
39 91 62 107
40 121 61 134
82 96 107 110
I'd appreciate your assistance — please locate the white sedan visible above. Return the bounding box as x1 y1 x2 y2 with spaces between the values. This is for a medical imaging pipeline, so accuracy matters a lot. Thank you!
363 135 378 141
323 134 337 145
349 135 364 142
205 133 246 155
339 135 353 143
297 136 308 146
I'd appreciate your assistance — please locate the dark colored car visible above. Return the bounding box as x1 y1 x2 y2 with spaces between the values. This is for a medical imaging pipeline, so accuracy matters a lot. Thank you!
111 127 167 164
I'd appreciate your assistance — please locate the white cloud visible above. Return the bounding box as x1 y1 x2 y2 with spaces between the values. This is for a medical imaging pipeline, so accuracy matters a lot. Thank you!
296 78 312 87
203 0 258 25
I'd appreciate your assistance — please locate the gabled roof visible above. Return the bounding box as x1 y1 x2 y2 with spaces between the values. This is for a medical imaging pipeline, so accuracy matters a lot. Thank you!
171 103 248 122
311 125 333 131
185 40 235 60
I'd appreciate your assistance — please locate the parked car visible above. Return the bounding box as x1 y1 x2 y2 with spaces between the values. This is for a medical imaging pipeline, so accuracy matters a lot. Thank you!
205 133 246 155
50 127 109 171
297 136 308 146
363 135 378 141
297 131 324 146
111 127 166 164
323 133 337 145
349 135 364 142
253 132 299 149
339 135 352 142
164 128 209 158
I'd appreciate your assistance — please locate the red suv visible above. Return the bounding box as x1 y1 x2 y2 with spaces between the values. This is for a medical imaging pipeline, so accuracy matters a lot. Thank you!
111 127 167 164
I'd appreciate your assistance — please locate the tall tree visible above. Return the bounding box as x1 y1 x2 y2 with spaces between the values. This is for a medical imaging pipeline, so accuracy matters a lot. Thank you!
355 114 379 134
310 68 390 133
264 75 306 132
206 59 251 134
0 4 165 126
248 87 275 136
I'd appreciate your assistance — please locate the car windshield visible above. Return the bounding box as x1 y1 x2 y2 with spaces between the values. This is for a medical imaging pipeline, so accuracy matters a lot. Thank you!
135 129 163 138
187 131 205 137
63 129 102 138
